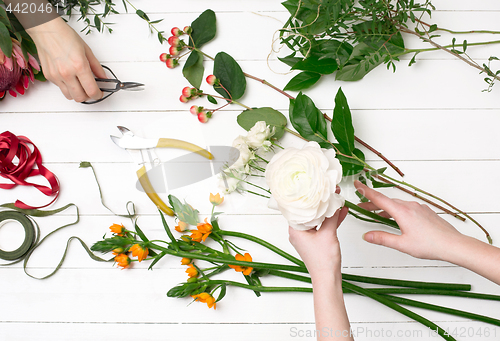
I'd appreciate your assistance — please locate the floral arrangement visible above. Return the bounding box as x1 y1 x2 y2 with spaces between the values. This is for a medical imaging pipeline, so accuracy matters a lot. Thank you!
0 4 42 100
92 193 500 340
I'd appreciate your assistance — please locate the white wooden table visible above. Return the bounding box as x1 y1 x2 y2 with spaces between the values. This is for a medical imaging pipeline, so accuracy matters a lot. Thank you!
1 1 500 340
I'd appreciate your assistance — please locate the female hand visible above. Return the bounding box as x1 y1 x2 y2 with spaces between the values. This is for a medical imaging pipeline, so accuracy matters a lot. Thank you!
27 17 106 102
288 187 349 279
355 180 465 261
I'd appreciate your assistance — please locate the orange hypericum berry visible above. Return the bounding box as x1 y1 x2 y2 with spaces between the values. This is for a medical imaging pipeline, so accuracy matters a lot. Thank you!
185 263 198 278
183 26 192 34
228 252 253 276
192 292 216 310
209 193 224 206
190 105 203 115
180 95 189 103
109 223 125 236
175 220 189 232
182 86 195 97
181 258 192 265
114 253 131 269
129 244 149 262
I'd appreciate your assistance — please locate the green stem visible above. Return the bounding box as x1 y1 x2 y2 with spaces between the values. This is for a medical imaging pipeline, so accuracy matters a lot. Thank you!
380 294 500 327
245 189 270 199
241 179 271 194
284 127 307 141
350 288 500 301
219 231 304 266
342 281 456 341
342 273 471 291
344 200 400 229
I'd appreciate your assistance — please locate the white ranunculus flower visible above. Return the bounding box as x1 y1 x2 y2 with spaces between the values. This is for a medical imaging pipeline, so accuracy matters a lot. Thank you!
245 121 275 150
265 141 344 230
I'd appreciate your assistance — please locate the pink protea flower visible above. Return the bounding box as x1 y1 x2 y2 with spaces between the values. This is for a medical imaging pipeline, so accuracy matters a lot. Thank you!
0 39 40 100
206 75 218 86
171 27 183 37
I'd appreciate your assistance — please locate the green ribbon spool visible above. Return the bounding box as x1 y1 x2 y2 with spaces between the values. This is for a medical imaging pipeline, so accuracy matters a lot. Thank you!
0 211 36 261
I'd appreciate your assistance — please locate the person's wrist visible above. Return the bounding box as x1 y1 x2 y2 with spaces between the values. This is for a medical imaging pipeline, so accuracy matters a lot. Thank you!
438 233 477 265
26 16 64 38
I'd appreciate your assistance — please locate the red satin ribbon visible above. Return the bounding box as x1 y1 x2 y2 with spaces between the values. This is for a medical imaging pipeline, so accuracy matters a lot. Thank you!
0 131 60 209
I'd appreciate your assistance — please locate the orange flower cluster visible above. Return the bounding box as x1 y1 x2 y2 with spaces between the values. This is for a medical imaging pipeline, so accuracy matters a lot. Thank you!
228 253 253 275
209 193 224 206
192 292 216 309
175 220 189 232
190 218 213 242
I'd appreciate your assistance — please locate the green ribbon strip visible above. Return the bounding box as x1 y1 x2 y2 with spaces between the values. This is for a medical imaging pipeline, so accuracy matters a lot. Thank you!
0 203 110 279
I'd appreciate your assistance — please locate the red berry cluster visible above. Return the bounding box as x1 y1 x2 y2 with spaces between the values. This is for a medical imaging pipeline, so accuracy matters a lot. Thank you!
159 26 192 69
190 105 212 123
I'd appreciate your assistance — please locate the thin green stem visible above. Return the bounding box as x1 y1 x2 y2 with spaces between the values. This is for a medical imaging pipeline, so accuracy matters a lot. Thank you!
205 279 312 293
344 200 400 229
245 189 270 199
241 179 271 194
219 231 304 266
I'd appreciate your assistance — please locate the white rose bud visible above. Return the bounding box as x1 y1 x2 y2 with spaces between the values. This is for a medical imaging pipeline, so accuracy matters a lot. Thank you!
265 141 344 230
245 121 275 150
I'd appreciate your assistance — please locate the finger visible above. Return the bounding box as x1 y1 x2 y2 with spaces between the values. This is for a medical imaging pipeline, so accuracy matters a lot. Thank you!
337 206 349 227
378 211 392 219
77 68 102 101
65 76 90 102
54 80 72 100
354 180 400 218
357 202 381 211
85 44 106 78
363 230 401 250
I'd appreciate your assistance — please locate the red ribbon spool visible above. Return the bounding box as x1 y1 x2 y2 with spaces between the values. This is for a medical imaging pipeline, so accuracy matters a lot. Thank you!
0 131 60 209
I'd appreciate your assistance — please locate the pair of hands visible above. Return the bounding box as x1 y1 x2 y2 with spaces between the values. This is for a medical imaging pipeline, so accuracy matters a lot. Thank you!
27 17 105 102
289 180 465 278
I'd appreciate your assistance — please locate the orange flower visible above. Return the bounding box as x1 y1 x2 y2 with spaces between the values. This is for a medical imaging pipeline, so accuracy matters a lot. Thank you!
109 223 125 236
228 252 253 276
209 193 224 206
185 263 198 278
181 257 192 265
129 244 149 262
190 218 213 242
175 220 189 232
114 253 131 269
192 292 216 310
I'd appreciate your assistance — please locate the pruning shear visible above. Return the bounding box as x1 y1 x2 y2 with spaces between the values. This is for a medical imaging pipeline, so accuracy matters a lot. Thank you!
111 126 214 215
83 65 144 104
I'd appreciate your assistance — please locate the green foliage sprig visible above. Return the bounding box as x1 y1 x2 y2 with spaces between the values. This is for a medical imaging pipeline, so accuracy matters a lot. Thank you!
279 0 500 91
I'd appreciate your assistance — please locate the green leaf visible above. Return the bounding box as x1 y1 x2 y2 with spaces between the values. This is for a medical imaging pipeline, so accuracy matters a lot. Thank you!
182 50 204 88
136 9 149 21
207 95 217 104
168 195 199 226
289 92 330 148
335 43 384 81
278 53 302 68
291 55 338 74
318 39 353 66
79 161 92 168
338 148 364 176
237 107 287 139
0 6 11 29
94 15 101 32
0 21 12 58
283 71 321 91
331 88 355 154
190 9 216 48
213 52 246 100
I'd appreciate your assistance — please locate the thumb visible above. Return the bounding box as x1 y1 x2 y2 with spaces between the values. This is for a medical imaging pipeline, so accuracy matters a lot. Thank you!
363 231 400 250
